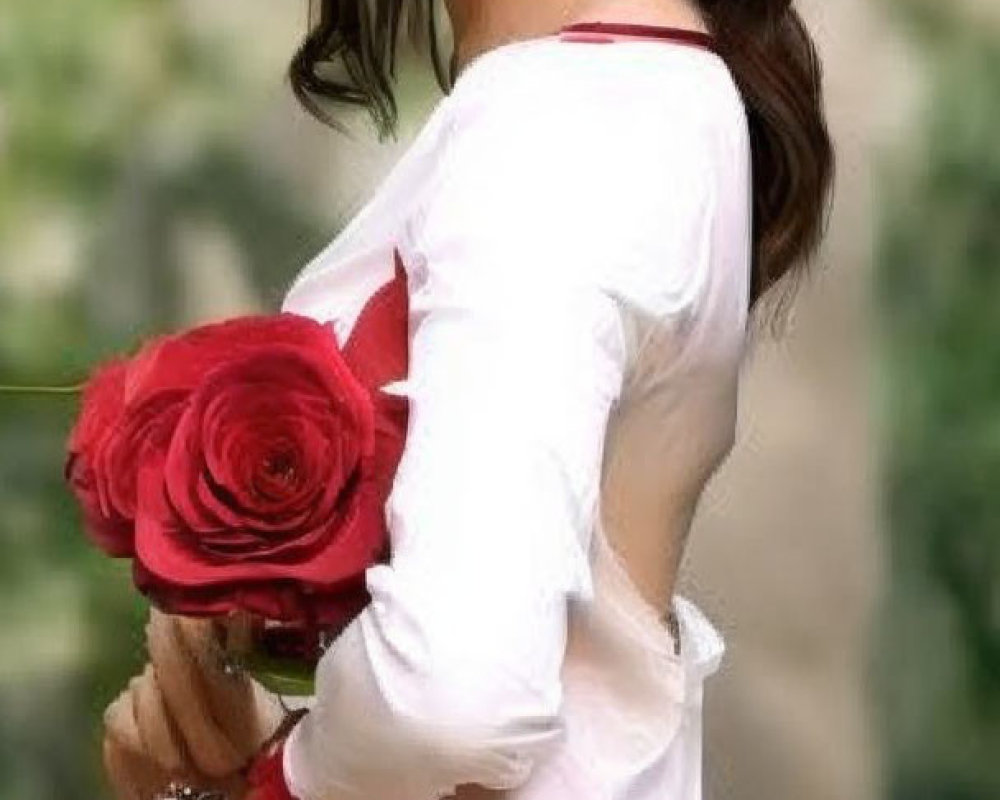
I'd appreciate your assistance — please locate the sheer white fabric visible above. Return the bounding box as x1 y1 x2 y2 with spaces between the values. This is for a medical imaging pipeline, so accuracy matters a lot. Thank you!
280 33 750 800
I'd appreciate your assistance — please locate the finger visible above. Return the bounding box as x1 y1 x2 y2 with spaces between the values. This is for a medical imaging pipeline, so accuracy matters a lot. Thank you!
146 610 246 778
251 681 288 741
104 687 144 756
133 663 187 775
175 615 266 757
103 735 141 800
103 734 172 800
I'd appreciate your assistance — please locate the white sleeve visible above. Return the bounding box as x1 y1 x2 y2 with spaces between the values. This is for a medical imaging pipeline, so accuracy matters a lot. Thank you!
283 67 711 800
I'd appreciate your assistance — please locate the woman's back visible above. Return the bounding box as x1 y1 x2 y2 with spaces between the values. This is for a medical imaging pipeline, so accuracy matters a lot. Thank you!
431 33 751 620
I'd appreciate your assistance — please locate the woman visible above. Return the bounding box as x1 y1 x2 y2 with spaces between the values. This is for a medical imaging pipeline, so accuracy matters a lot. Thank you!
102 1 833 798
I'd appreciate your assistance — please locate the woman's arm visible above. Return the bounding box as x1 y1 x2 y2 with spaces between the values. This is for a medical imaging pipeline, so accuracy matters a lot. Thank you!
282 282 626 800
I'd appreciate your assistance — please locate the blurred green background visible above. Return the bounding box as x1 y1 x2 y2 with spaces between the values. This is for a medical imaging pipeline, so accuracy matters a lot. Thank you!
0 1 996 799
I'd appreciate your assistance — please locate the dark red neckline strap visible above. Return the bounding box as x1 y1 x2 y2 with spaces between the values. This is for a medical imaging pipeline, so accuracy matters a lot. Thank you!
558 21 718 53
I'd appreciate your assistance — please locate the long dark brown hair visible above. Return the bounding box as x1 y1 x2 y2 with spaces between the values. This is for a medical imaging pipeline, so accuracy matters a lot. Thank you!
288 1 834 329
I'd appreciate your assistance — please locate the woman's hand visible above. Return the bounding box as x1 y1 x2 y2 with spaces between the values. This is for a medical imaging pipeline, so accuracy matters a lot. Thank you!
102 609 284 800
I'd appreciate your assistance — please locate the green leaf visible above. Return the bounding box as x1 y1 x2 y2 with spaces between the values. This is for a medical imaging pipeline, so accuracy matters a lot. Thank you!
242 650 316 697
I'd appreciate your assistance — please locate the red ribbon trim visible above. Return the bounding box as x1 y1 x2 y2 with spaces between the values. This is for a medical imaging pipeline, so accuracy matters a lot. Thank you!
247 739 299 800
558 21 718 53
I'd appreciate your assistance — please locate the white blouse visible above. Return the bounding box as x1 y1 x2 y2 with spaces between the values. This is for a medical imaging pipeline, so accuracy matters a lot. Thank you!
280 30 751 800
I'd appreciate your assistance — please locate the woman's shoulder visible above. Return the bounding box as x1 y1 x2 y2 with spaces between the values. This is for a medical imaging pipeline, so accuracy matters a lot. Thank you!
410 38 739 318
445 35 744 144
432 35 747 241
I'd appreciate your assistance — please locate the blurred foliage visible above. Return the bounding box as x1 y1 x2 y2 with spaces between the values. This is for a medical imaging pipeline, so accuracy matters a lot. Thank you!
876 1 1000 798
0 1 333 797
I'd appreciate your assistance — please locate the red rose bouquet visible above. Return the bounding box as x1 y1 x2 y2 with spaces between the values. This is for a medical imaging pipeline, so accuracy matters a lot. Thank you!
62 257 410 694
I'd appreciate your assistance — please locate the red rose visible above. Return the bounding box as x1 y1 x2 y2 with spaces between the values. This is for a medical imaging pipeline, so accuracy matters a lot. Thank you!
66 255 410 630
65 359 133 555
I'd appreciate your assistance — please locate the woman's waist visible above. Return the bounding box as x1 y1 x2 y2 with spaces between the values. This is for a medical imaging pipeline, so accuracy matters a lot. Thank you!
515 583 721 798
566 522 726 699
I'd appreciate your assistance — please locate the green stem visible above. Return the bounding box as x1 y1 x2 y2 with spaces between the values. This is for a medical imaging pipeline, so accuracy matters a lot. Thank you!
0 383 85 395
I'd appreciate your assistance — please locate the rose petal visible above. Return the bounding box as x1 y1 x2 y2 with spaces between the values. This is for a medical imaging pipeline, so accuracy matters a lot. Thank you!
135 468 384 590
342 252 410 391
